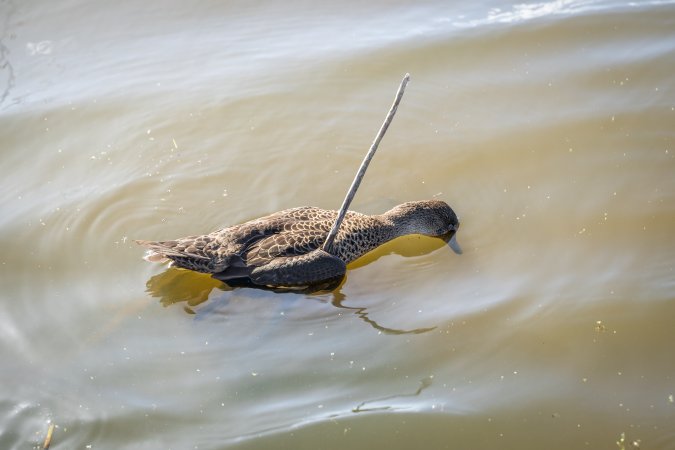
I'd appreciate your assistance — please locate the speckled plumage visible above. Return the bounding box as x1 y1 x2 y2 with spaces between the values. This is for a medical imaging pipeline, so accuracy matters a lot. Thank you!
136 200 459 288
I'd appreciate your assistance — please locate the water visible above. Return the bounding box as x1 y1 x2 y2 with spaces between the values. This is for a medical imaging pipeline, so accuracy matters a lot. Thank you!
1 0 675 448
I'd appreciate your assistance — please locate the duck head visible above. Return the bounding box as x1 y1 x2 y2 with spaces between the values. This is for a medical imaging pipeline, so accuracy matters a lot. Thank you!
385 200 461 254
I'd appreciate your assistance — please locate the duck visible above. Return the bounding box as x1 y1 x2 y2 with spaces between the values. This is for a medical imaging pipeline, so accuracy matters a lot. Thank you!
136 200 459 289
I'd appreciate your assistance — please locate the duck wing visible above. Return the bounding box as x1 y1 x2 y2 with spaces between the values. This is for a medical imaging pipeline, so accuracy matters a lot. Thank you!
248 249 346 288
211 209 338 285
136 207 334 274
243 225 330 266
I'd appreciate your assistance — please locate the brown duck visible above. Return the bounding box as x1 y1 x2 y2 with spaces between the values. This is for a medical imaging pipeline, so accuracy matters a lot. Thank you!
136 200 459 289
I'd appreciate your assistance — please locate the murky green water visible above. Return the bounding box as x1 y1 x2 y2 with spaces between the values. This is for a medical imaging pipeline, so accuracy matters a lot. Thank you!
1 0 675 449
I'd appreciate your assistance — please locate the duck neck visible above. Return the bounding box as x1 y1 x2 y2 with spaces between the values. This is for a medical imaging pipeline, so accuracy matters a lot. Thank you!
333 216 400 264
380 207 427 238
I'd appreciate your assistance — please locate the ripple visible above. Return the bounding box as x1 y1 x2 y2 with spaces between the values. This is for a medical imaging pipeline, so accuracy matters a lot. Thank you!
2 1 675 449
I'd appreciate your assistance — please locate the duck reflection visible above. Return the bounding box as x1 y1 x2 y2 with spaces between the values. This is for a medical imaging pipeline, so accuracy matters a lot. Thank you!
145 235 449 332
144 268 225 314
347 233 454 269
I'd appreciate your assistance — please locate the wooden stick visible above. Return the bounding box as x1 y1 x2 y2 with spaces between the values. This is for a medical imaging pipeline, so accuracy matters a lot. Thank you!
43 423 55 449
322 73 410 253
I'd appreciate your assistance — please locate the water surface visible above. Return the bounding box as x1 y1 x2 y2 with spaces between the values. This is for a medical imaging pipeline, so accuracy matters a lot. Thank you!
1 0 675 448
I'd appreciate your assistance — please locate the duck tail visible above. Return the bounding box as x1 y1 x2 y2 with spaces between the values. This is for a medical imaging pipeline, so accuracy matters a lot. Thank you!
135 240 172 263
134 239 210 264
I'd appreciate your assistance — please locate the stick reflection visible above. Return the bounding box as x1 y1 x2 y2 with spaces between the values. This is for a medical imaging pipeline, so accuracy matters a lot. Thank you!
352 377 434 413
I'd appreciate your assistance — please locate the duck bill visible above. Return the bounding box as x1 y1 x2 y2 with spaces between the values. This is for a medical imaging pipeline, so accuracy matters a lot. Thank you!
444 231 462 255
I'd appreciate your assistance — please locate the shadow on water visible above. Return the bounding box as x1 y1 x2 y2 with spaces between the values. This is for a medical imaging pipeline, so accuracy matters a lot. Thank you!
144 266 439 336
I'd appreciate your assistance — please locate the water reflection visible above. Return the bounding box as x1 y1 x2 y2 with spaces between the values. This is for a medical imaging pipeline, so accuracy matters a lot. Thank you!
346 234 449 269
145 258 438 335
145 268 224 313
352 377 434 413
331 292 436 335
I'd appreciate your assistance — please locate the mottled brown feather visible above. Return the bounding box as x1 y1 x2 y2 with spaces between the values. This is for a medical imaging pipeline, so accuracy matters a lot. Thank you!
136 200 458 288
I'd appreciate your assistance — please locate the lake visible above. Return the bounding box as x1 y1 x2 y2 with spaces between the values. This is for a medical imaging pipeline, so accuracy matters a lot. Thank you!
1 0 674 448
